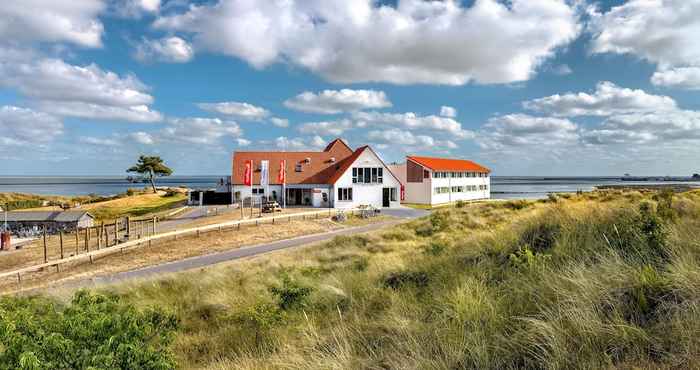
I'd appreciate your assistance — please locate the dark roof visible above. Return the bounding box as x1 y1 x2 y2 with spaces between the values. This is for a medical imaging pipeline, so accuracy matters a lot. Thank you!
4 210 93 223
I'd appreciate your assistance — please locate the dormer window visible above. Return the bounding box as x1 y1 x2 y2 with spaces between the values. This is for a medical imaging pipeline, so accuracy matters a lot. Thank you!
305 157 311 164
295 163 303 172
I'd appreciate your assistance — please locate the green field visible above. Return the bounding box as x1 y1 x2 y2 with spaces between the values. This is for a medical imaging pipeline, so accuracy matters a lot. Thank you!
3 189 700 369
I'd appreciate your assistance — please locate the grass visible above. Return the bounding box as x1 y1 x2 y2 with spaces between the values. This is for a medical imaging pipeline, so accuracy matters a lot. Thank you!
8 189 700 369
3 189 187 221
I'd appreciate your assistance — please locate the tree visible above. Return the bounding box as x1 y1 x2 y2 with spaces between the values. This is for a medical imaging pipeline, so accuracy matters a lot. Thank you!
127 156 173 193
693 173 700 179
0 290 179 369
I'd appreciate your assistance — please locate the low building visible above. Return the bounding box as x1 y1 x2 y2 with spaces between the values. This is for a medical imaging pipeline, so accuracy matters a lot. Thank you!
389 156 491 205
3 210 95 236
232 138 402 209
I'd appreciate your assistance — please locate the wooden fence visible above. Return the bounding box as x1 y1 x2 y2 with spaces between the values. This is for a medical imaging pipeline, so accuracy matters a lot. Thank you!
0 208 360 285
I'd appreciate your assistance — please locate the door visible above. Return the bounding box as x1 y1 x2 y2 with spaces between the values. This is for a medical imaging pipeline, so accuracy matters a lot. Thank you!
382 188 391 207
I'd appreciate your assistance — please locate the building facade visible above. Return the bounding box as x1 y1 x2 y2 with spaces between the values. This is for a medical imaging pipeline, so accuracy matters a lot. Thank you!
389 156 491 205
232 139 402 209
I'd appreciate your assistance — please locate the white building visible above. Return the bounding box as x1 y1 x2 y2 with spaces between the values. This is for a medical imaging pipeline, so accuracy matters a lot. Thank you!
389 156 491 206
232 139 402 209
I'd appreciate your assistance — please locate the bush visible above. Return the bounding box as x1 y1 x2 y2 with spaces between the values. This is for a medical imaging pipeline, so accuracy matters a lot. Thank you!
0 290 179 369
508 246 551 271
233 302 283 348
326 235 370 249
519 216 561 253
502 200 530 210
383 270 430 290
164 189 180 197
269 274 312 310
614 265 677 327
456 200 466 208
424 241 447 256
416 212 450 237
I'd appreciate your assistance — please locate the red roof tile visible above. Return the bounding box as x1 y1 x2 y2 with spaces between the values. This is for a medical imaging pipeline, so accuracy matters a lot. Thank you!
407 156 491 173
232 138 354 185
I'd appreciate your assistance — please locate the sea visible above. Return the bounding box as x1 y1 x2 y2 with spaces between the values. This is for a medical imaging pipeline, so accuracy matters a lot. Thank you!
2 176 699 200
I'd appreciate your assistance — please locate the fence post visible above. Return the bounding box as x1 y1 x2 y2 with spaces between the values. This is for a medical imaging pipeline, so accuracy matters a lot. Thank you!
43 226 48 264
153 216 157 234
126 216 131 239
59 231 64 259
85 227 89 253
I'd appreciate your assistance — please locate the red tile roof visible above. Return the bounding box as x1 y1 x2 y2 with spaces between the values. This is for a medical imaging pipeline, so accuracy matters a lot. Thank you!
407 155 491 173
232 139 354 185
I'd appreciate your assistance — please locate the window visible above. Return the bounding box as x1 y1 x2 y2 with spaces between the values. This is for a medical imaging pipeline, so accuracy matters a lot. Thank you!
451 186 459 193
434 187 450 194
352 167 384 184
338 188 353 201
295 163 302 172
252 188 265 195
390 187 397 201
423 170 430 179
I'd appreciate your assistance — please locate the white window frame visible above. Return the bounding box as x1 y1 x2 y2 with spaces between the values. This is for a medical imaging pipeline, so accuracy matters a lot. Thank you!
338 187 353 201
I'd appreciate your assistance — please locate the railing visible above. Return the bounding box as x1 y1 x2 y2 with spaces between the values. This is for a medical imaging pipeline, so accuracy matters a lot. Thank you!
0 208 359 285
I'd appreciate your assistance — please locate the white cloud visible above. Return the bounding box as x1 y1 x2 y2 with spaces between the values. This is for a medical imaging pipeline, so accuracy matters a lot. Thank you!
274 136 306 150
111 0 161 18
0 106 63 146
236 138 251 147
154 0 580 85
197 101 270 121
479 113 579 149
297 119 352 136
585 110 700 145
0 58 162 123
284 89 391 114
41 102 163 123
588 0 700 89
0 1 105 48
163 117 243 144
440 106 457 118
552 64 572 76
651 67 700 90
310 135 326 148
130 131 155 145
523 81 677 117
79 136 121 146
135 36 194 63
368 129 434 147
352 111 472 138
270 117 290 128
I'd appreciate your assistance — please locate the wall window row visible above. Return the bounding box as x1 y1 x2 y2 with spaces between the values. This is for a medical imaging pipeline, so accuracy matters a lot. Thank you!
432 171 488 178
434 185 489 194
352 167 384 184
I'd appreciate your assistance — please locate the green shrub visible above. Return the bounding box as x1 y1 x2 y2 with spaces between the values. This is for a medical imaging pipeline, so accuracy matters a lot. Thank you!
0 290 178 370
269 274 312 311
508 246 551 271
519 216 561 253
424 241 447 256
502 200 530 210
615 265 676 327
233 302 283 348
382 270 430 290
4 199 43 211
456 200 466 208
415 212 450 236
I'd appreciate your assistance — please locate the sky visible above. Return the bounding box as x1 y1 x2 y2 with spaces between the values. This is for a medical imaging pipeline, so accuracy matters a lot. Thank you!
1 0 700 177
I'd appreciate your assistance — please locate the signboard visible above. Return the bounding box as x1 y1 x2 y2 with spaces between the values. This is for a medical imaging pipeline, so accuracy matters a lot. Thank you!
244 160 253 186
278 160 286 184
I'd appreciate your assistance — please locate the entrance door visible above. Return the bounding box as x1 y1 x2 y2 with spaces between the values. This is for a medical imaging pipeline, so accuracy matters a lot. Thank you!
382 188 391 207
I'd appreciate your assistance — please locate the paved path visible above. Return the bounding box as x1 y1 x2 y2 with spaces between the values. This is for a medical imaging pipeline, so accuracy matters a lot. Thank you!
49 206 429 291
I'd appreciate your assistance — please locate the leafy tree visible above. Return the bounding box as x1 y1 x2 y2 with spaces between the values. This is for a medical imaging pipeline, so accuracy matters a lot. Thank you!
127 156 173 193
693 173 700 179
0 290 179 370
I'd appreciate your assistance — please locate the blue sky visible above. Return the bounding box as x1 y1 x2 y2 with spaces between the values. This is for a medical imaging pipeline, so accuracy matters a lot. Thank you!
2 0 700 176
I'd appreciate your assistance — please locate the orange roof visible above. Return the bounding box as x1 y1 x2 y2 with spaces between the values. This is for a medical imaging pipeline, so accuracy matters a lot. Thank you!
407 155 491 173
232 138 354 185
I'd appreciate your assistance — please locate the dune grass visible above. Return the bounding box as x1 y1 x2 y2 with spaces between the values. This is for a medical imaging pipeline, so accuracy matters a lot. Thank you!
6 189 700 369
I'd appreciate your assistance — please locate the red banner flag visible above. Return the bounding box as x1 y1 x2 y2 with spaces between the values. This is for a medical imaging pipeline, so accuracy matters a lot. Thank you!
278 160 286 184
400 184 405 201
244 160 253 186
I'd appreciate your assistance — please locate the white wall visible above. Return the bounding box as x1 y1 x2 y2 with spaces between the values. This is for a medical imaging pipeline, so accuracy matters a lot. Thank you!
333 149 402 209
430 175 490 205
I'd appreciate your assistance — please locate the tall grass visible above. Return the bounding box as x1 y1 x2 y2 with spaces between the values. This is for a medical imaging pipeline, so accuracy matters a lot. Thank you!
38 190 700 368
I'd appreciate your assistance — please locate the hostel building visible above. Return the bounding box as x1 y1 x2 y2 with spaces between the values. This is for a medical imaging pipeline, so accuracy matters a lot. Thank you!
231 139 402 209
